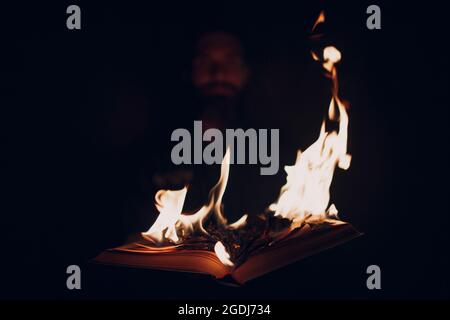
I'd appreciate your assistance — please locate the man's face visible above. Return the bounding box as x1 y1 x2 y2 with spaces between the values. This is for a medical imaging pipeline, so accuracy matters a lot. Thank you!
192 32 248 98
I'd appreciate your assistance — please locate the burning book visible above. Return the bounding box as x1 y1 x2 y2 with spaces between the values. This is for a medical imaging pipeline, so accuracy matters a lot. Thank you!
94 215 359 284
94 12 362 284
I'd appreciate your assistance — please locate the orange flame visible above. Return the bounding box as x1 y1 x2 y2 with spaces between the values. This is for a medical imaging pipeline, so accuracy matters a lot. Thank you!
312 11 325 32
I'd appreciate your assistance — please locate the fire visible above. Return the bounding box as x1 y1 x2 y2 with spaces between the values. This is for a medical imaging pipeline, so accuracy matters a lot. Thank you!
143 187 188 243
143 11 351 266
142 148 248 245
214 241 234 267
269 44 351 222
312 11 325 32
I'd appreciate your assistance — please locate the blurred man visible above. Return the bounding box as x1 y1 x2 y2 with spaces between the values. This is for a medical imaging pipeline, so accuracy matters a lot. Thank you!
191 31 250 130
193 32 248 98
153 31 252 184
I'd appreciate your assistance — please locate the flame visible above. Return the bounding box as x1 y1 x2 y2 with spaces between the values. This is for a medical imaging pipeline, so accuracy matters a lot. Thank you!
323 46 342 73
214 241 234 267
311 51 320 61
142 148 247 245
228 214 248 230
269 45 351 222
142 187 188 243
210 146 231 226
312 11 325 32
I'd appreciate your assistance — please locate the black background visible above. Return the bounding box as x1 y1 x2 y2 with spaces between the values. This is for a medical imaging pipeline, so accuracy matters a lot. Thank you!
2 1 449 299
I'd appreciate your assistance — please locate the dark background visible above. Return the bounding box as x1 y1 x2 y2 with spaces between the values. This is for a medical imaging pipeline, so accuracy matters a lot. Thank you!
2 1 449 299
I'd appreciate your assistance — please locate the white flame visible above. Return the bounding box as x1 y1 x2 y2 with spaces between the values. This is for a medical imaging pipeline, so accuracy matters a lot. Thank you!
269 45 351 222
142 148 247 245
142 187 187 243
214 241 234 267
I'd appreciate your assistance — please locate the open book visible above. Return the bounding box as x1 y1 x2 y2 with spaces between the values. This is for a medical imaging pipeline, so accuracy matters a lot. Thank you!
94 219 361 284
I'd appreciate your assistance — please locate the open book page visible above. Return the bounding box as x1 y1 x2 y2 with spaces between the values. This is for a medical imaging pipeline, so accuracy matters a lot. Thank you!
94 240 232 279
232 221 361 284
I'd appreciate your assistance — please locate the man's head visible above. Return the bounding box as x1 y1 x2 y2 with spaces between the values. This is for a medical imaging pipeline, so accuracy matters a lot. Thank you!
192 31 249 99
